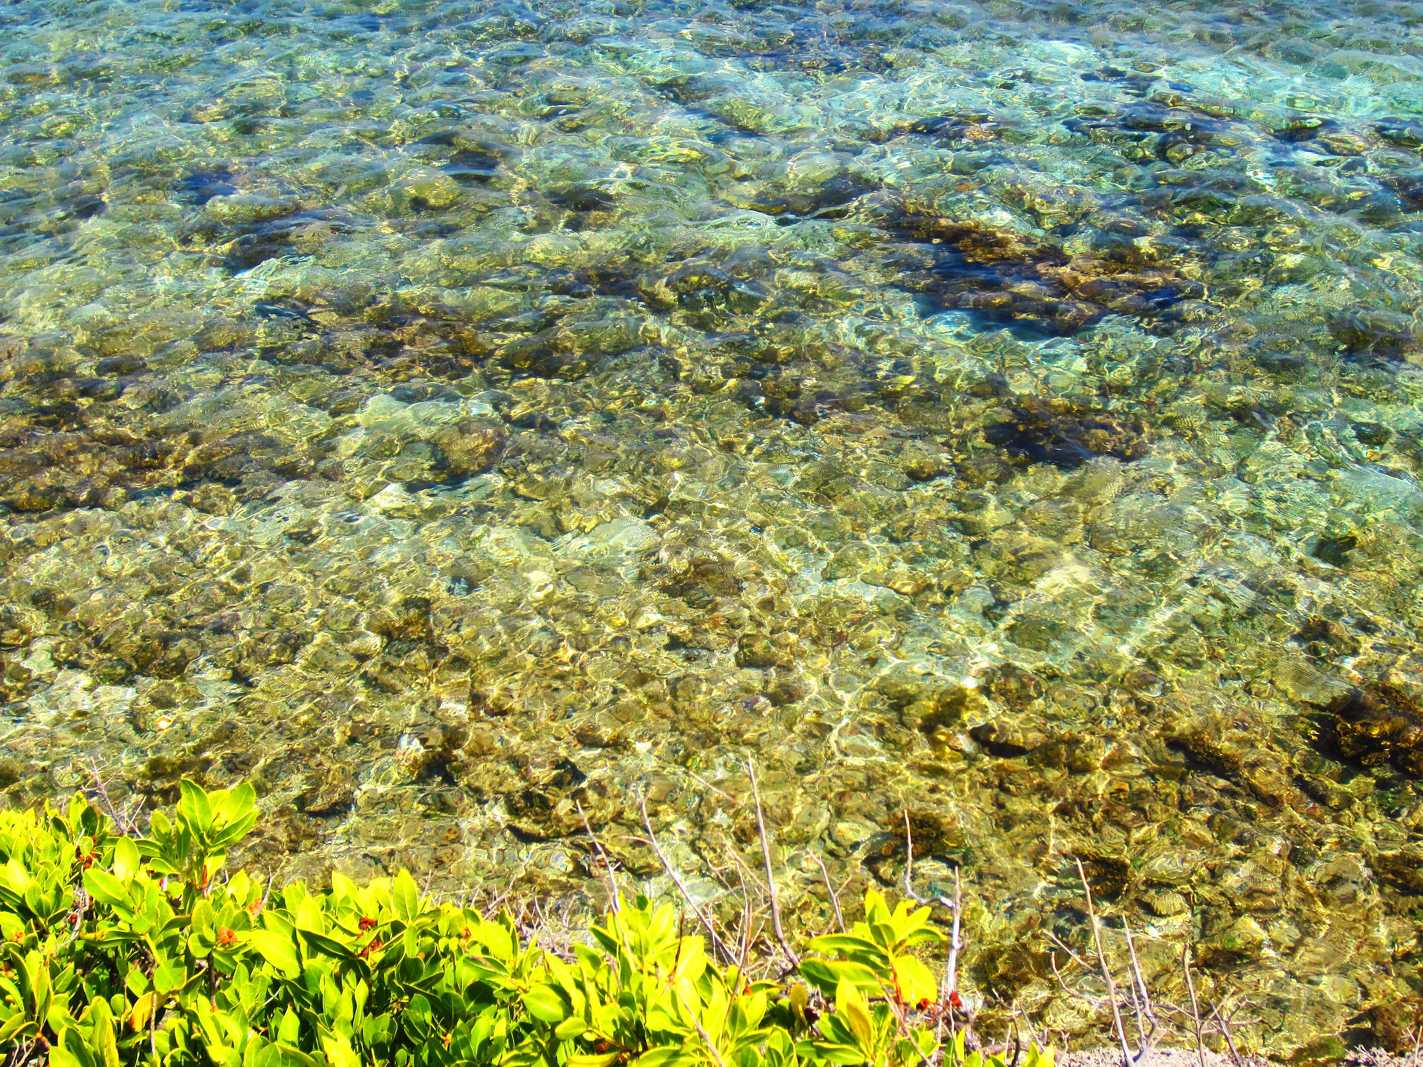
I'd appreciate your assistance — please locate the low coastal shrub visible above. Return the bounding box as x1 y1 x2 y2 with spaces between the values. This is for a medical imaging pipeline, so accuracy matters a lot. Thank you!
0 781 1052 1067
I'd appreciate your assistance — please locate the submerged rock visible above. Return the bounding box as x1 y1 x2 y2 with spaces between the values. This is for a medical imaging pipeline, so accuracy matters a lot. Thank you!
984 398 1148 469
879 205 1204 335
432 419 507 477
1328 308 1421 363
1316 683 1423 777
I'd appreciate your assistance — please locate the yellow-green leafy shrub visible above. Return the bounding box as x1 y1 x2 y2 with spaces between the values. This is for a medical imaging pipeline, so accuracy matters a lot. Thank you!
0 782 1053 1067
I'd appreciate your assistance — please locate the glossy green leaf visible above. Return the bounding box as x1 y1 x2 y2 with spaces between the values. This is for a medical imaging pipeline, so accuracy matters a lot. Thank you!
82 868 130 911
249 929 301 978
523 983 569 1024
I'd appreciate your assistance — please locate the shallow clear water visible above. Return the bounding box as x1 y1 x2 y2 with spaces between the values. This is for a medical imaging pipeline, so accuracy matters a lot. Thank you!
2 0 1423 1052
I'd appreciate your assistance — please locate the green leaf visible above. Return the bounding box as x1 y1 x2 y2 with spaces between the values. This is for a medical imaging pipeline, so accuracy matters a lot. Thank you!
112 838 141 881
806 1041 866 1065
0 859 33 908
85 997 121 1067
178 779 214 837
278 1007 301 1045
807 933 884 961
212 782 258 839
296 926 358 962
891 954 938 1006
522 983 568 1024
554 1015 586 1041
23 950 52 1023
391 869 420 922
631 1049 698 1067
248 929 301 979
319 1029 362 1067
834 979 873 1051
798 957 882 993
50 1028 96 1067
154 957 188 995
82 868 130 911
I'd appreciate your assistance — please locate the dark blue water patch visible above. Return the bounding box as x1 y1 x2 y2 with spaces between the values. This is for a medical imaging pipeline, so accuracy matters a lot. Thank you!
704 126 764 146
346 12 390 33
212 209 352 274
442 149 501 184
61 194 105 220
1382 173 1423 210
922 302 1078 344
175 168 237 206
1079 66 1159 95
1273 116 1340 143
542 263 645 302
1375 117 1423 149
546 184 616 214
882 110 1010 147
749 173 876 221
1064 98 1243 166
253 300 318 326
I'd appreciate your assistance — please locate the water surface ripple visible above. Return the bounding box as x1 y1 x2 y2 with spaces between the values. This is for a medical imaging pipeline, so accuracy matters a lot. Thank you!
2 0 1423 1052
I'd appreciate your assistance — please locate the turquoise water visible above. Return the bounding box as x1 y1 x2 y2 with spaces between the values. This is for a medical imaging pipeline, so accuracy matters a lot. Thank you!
2 0 1423 1053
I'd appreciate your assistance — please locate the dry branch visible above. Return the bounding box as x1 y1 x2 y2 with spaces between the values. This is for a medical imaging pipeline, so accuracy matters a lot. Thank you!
902 811 965 1043
1122 921 1158 1057
809 851 844 932
576 800 622 913
1182 943 1207 1067
746 760 799 968
639 792 734 963
1075 858 1133 1067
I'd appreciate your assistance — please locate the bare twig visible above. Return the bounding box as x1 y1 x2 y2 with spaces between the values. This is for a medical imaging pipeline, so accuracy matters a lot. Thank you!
809 852 844 932
690 1015 728 1067
736 888 754 979
83 760 140 836
902 812 965 1043
945 867 963 1010
720 850 772 978
1075 858 1133 1067
60 886 90 950
1209 1002 1245 1067
1182 943 1206 1067
746 760 799 968
904 810 921 904
639 793 733 963
730 863 754 979
1047 944 1089 1004
901 812 954 912
576 800 621 913
884 993 938 1067
1045 930 1093 975
1122 922 1157 1056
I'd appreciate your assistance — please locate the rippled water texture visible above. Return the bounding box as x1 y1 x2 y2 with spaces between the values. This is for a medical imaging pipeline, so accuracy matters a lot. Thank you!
3 0 1423 1052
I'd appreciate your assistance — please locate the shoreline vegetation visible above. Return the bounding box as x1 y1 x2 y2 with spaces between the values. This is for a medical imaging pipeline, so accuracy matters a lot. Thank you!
1 780 1400 1066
